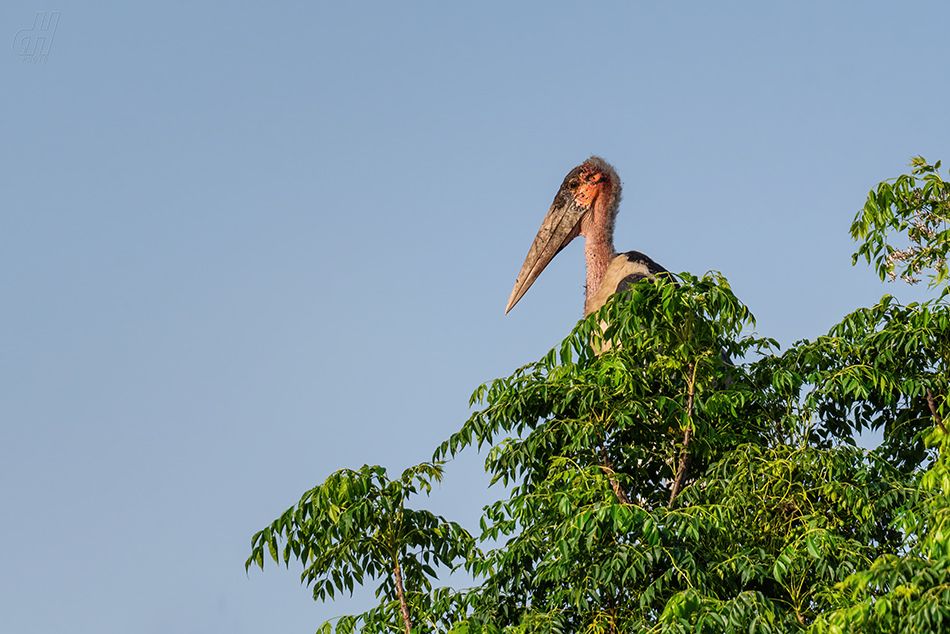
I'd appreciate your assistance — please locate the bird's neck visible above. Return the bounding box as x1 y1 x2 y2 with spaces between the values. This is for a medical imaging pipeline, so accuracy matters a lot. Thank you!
582 182 619 315
584 234 616 315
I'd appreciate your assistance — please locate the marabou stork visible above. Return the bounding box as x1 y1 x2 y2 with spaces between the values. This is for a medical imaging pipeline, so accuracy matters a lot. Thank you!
505 157 709 505
506 156 670 316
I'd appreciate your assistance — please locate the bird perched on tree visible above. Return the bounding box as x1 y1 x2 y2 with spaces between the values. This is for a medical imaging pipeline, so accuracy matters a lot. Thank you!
506 156 671 316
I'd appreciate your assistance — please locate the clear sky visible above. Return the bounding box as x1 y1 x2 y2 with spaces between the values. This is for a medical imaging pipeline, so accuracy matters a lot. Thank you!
3 2 949 632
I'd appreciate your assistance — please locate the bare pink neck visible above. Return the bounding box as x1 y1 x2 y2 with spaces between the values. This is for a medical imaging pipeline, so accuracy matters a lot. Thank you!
583 236 615 314
582 185 618 315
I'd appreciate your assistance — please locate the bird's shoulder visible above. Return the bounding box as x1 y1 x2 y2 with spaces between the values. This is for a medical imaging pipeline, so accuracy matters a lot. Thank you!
614 250 669 275
609 251 677 294
586 251 672 312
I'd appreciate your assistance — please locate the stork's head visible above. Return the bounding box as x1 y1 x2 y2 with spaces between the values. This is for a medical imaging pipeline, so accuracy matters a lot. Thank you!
505 157 622 314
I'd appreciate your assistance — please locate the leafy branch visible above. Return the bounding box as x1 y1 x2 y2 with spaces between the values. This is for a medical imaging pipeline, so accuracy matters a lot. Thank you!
852 157 950 288
246 463 474 634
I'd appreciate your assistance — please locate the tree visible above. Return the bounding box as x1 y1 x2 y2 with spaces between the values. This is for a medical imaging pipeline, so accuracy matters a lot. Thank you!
247 463 474 634
811 158 950 633
248 158 950 633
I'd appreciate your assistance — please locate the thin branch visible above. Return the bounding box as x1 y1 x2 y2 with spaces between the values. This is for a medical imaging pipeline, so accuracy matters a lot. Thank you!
669 363 697 505
598 436 631 505
668 427 692 505
925 387 948 435
393 561 412 634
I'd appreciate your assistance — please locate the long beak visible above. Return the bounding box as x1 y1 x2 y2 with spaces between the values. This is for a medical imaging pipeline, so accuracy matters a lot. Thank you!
505 199 586 314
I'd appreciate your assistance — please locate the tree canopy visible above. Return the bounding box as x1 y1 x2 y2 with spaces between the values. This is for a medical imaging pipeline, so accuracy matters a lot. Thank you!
248 158 950 634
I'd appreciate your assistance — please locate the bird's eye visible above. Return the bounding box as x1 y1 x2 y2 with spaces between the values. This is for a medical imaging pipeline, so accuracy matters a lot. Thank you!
568 179 579 189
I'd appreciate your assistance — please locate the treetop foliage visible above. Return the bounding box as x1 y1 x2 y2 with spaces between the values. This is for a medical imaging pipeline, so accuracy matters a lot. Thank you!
248 158 950 634
852 157 950 289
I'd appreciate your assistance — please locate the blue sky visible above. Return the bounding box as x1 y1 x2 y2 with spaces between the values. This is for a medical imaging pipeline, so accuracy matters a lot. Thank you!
3 2 949 632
